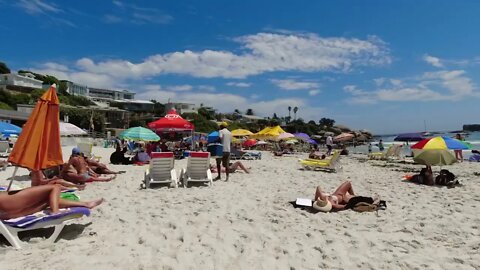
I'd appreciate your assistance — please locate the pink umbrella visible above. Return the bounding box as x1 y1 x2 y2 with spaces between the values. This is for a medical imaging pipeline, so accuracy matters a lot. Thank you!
243 139 257 147
277 132 295 140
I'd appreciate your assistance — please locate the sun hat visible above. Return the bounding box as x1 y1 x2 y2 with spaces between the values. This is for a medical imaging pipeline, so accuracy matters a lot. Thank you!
312 199 332 212
72 147 81 155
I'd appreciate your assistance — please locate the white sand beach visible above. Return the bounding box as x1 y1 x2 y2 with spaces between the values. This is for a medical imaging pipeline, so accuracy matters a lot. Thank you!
1 146 479 269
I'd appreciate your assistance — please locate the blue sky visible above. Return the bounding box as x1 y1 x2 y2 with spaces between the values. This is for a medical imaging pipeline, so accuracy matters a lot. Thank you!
1 0 479 134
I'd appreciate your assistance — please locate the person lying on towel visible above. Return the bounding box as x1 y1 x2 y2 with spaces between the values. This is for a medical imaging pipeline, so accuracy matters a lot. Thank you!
313 181 386 212
210 161 250 174
30 170 86 190
0 184 103 220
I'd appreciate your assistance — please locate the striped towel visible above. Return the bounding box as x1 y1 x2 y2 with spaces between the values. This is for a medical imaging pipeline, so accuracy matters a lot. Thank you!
2 207 90 229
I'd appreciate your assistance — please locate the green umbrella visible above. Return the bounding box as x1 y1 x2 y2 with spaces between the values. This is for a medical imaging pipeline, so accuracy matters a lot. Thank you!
413 149 457 166
119 127 160 142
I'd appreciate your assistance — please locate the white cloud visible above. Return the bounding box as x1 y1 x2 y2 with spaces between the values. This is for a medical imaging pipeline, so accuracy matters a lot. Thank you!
142 84 193 92
308 90 320 96
109 1 172 25
271 79 319 90
32 32 390 87
345 69 477 104
226 82 251 88
17 0 61 14
423 54 443 68
136 87 325 121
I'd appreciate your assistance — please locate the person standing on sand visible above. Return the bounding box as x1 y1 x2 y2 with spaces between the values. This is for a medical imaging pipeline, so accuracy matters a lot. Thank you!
326 135 333 155
454 133 464 162
378 139 385 151
215 122 232 181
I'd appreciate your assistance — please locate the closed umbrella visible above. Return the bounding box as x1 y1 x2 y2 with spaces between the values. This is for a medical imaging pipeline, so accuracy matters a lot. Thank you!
119 127 160 142
7 84 63 191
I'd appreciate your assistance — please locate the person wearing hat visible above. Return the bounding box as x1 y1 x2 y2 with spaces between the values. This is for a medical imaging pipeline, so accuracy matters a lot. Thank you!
61 147 115 183
312 181 357 212
215 122 232 181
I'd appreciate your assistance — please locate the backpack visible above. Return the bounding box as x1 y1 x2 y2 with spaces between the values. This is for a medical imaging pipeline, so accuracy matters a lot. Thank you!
435 169 456 186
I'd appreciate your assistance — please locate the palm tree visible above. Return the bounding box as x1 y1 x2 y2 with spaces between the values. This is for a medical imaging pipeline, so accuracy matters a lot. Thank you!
288 106 292 118
293 106 298 120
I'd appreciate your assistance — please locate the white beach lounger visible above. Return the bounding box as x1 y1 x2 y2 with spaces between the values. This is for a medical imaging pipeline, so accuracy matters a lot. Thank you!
0 141 10 158
144 152 178 188
180 152 213 188
0 207 90 249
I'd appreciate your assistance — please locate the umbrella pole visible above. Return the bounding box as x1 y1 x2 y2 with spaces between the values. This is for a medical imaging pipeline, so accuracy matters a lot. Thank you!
6 166 19 192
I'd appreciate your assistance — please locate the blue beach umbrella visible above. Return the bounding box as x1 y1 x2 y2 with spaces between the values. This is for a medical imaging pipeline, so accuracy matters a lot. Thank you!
0 122 22 137
207 131 219 144
394 133 424 142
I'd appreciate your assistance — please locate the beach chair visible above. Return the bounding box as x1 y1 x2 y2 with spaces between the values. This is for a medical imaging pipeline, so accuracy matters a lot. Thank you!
144 152 178 188
368 144 400 160
0 207 90 249
180 152 213 187
299 150 341 172
78 142 101 161
0 141 10 157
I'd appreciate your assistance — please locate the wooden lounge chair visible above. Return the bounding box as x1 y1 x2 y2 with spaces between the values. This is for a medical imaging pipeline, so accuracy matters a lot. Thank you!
180 152 213 187
299 150 341 172
0 207 90 249
144 152 178 188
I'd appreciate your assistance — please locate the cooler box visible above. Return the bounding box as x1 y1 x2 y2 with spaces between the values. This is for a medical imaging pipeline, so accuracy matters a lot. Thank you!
207 143 223 158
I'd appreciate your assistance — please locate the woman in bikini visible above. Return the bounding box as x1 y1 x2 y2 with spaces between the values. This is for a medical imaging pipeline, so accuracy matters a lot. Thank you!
314 181 357 212
0 184 103 220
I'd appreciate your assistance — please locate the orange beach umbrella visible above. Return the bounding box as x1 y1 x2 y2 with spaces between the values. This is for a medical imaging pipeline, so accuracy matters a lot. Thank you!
7 84 63 190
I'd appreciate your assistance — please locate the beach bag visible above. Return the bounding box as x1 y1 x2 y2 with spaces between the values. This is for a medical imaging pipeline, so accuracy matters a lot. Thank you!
352 202 378 212
435 169 456 186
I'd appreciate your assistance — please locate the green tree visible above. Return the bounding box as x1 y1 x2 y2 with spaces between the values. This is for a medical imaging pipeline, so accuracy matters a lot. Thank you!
0 62 10 74
234 109 241 114
287 106 291 122
182 112 218 133
293 106 298 120
58 81 68 95
198 107 214 120
319 117 335 128
246 108 254 115
272 113 278 119
150 99 165 116
30 88 46 102
60 107 105 133
0 102 13 110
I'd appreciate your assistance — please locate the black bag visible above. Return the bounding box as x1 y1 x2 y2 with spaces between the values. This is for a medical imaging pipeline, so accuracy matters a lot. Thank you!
435 169 456 186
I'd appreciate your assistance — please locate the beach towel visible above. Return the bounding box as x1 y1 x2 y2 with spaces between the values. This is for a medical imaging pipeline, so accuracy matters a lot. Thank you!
2 207 90 229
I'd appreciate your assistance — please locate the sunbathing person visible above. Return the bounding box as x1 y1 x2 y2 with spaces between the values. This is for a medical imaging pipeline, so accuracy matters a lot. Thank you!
0 184 103 220
81 154 121 174
210 161 250 174
30 170 86 190
309 150 326 159
409 165 434 186
313 181 381 212
61 148 115 183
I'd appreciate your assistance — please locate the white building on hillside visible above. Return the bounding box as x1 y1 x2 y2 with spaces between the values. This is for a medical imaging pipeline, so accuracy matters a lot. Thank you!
165 102 197 114
61 80 89 97
0 73 43 89
88 87 135 102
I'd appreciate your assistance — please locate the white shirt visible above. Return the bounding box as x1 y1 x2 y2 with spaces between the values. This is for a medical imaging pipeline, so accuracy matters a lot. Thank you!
326 136 333 146
219 128 232 152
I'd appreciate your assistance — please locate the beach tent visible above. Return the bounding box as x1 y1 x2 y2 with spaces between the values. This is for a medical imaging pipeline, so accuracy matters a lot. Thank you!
7 84 63 191
59 122 87 136
251 125 286 139
148 109 194 132
0 122 22 137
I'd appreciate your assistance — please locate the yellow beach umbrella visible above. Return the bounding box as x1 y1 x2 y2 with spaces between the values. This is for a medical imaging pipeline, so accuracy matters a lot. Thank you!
231 128 253 137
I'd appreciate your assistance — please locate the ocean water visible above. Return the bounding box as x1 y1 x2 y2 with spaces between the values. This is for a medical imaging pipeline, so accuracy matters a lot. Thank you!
349 131 480 157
